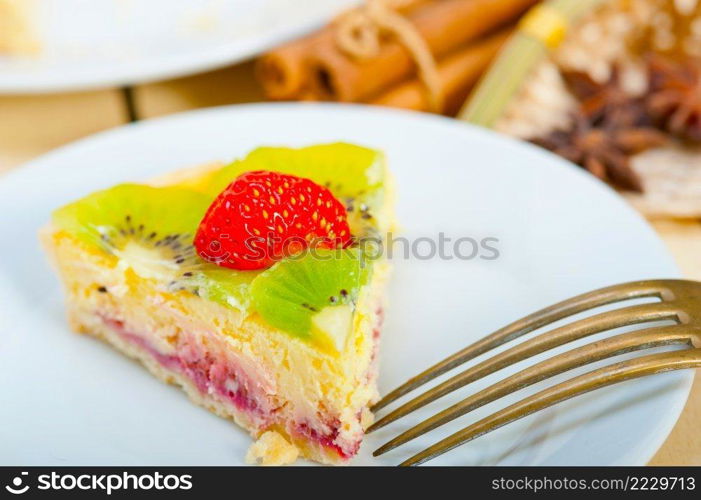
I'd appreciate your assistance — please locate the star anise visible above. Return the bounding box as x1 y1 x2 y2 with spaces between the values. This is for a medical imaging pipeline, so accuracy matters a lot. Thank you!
646 54 701 142
531 114 667 192
531 66 669 192
562 67 651 128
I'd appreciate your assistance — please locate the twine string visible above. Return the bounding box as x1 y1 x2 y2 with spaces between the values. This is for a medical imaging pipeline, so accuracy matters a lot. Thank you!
335 0 444 112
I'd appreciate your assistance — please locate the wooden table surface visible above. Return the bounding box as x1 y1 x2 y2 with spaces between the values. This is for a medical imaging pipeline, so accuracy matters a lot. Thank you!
1 61 698 465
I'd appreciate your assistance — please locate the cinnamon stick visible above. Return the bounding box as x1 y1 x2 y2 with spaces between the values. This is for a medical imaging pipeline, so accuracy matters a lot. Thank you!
256 0 432 100
371 29 511 114
256 31 332 100
307 0 539 102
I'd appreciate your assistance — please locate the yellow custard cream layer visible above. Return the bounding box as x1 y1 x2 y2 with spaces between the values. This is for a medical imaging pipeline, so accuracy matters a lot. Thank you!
42 158 395 464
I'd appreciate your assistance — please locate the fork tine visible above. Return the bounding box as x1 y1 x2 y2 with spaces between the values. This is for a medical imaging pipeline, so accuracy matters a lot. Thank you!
368 302 680 432
373 325 696 456
400 348 701 466
372 280 668 411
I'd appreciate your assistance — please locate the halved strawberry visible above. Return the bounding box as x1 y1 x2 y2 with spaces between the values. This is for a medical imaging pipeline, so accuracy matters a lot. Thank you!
195 170 352 270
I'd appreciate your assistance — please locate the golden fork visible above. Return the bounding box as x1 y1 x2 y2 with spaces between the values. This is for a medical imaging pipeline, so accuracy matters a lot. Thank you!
368 279 701 466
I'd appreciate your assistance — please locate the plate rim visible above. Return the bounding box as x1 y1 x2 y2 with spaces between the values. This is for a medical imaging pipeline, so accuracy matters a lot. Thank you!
0 1 358 94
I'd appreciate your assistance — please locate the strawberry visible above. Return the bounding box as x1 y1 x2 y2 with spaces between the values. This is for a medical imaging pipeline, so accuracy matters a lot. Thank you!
195 170 352 270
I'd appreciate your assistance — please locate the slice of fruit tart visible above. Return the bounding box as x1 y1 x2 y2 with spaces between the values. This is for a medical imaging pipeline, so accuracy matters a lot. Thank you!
41 143 395 465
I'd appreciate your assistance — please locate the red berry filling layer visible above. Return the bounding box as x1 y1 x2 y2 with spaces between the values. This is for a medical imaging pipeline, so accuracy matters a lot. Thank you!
97 313 382 460
102 317 275 425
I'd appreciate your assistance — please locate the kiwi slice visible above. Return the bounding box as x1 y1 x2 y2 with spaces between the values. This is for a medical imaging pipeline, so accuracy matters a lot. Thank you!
191 267 255 311
204 142 386 199
51 183 255 308
250 248 371 352
52 184 210 251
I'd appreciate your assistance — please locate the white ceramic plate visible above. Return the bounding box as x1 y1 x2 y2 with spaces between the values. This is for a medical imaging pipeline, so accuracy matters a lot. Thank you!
0 0 356 93
0 103 692 466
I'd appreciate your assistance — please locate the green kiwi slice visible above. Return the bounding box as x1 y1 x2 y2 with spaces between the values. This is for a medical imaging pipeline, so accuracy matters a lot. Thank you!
51 183 254 308
52 184 210 251
205 142 385 199
190 267 255 311
250 248 371 351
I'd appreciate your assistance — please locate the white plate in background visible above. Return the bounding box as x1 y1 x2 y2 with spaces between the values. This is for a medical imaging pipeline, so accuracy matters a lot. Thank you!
0 0 357 93
0 103 692 465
